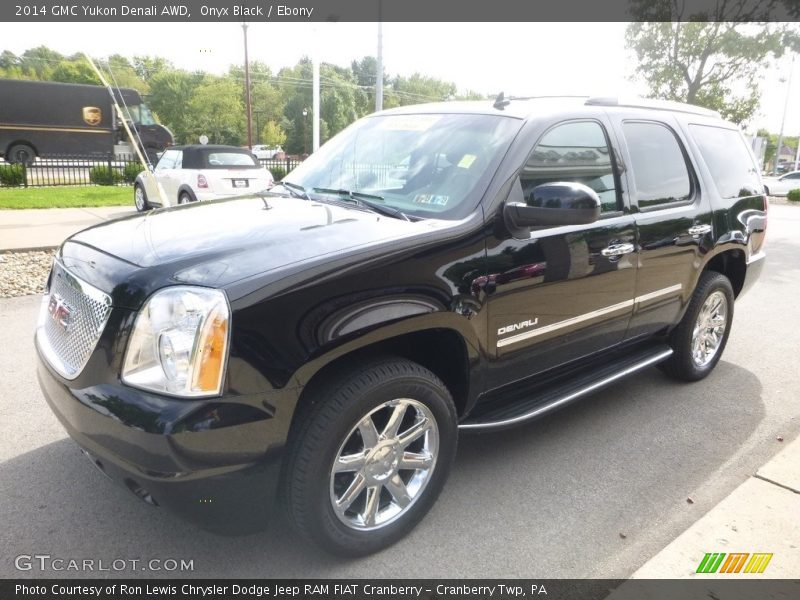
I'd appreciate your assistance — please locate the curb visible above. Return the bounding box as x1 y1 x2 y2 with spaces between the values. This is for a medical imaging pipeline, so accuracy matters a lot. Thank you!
0 246 58 254
626 434 800 579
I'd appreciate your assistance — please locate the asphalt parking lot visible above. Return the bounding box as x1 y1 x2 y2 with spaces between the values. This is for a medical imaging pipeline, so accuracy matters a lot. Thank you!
1 204 798 579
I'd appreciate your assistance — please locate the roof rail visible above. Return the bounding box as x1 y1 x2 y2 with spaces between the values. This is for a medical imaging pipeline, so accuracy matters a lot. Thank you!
585 96 721 118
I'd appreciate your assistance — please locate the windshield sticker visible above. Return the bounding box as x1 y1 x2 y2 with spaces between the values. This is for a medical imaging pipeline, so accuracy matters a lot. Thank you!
457 154 477 169
414 194 450 206
380 115 442 131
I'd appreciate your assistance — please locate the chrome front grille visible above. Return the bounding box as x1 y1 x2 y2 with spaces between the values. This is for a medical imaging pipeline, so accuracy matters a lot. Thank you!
36 260 112 379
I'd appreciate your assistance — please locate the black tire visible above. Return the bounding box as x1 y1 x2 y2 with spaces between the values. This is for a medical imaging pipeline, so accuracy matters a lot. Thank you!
763 185 770 196
133 183 150 212
283 357 458 556
178 191 194 205
661 271 734 382
6 143 36 166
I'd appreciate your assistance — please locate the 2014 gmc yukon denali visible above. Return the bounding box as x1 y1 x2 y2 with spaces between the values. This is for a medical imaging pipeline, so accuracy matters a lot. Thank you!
35 96 767 556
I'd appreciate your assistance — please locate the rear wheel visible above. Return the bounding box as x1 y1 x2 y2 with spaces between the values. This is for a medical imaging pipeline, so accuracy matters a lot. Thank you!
6 143 36 166
133 184 150 212
283 357 457 556
178 191 195 205
661 271 734 381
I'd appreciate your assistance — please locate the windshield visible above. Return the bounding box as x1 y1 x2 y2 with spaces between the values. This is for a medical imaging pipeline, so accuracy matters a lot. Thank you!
126 103 157 126
284 112 522 220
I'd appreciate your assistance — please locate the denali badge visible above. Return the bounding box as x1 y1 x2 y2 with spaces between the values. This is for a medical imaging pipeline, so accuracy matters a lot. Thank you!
47 294 72 331
498 318 538 336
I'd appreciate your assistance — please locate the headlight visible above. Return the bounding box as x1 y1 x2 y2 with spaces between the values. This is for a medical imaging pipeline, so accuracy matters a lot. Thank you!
122 286 230 397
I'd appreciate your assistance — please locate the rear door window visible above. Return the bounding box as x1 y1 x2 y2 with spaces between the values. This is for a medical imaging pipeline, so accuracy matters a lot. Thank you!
622 121 692 208
688 124 761 198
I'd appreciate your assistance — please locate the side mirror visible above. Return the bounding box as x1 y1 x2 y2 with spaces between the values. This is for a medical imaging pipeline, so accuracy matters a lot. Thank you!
504 181 601 230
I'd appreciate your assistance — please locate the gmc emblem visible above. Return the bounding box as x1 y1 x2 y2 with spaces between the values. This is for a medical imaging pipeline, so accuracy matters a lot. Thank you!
47 294 72 331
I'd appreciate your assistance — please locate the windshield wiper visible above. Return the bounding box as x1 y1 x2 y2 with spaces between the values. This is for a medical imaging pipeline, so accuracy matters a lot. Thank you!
273 180 309 199
311 188 410 221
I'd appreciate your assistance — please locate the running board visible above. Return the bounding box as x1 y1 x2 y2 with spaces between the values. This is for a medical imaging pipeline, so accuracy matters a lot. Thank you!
459 345 673 431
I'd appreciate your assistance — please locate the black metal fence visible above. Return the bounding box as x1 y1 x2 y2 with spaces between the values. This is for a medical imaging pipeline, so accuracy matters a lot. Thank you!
0 154 303 188
258 157 303 179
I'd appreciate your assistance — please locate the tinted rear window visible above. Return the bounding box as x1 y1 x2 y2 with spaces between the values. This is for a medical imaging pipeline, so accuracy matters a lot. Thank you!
689 125 762 198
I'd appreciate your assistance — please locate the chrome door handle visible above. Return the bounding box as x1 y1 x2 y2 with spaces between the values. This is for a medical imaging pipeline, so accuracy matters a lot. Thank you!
688 224 712 236
601 243 635 257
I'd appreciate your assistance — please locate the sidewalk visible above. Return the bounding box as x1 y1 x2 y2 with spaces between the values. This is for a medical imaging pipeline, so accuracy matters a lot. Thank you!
0 206 135 251
628 435 800 579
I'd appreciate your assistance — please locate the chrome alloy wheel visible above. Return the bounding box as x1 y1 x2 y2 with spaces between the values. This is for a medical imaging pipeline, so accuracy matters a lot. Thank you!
691 290 728 367
329 398 439 531
134 186 145 211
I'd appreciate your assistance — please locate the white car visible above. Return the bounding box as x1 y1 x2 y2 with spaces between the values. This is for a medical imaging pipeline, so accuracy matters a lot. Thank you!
763 170 800 197
133 145 274 210
251 144 283 160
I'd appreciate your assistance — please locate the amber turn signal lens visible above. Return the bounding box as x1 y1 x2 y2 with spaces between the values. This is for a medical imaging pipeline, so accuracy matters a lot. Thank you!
191 307 228 393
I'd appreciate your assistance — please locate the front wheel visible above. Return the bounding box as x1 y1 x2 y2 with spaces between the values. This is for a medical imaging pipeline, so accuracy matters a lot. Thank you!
283 357 457 556
661 271 734 381
133 184 150 212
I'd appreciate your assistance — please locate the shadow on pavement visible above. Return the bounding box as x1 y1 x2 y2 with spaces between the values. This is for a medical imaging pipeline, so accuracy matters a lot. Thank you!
0 361 764 579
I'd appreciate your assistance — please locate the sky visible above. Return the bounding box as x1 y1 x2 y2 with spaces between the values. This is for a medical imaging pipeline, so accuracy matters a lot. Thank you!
1 21 798 135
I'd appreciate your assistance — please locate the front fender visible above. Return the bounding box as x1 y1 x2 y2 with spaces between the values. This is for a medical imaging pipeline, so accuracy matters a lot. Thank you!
292 310 482 390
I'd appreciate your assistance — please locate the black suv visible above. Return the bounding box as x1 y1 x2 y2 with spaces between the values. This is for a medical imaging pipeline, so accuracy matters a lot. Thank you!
36 97 766 556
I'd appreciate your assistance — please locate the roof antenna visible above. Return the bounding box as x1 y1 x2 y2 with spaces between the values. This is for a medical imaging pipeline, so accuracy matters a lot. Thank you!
493 91 511 110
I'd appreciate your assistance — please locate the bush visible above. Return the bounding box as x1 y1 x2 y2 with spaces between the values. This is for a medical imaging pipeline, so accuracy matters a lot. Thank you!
0 164 26 187
270 166 287 181
787 189 800 202
89 165 122 186
122 162 144 184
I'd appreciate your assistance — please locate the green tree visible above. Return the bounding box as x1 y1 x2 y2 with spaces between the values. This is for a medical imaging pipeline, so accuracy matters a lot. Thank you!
147 70 205 143
103 54 148 91
131 55 174 82
0 50 18 70
261 120 287 147
50 60 98 85
18 46 63 79
390 73 457 107
186 77 245 145
626 12 798 125
756 128 799 169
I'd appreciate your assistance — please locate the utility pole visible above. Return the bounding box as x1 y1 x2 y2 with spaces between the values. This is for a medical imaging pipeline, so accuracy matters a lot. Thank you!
774 54 794 175
243 22 253 149
302 108 308 155
375 2 383 112
312 55 320 152
795 137 800 172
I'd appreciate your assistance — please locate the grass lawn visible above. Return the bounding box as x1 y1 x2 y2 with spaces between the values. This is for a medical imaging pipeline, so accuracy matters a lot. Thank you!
0 186 132 209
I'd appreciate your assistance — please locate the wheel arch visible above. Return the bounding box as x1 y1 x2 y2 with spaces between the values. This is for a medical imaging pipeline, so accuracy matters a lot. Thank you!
702 248 747 298
177 185 198 203
291 321 479 431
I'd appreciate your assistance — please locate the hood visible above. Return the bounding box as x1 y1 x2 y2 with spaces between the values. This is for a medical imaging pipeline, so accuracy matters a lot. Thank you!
67 195 458 297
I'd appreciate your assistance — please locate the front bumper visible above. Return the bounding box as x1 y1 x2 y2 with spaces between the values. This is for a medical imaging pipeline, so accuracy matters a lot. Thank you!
35 342 296 534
